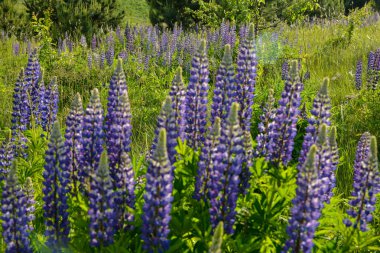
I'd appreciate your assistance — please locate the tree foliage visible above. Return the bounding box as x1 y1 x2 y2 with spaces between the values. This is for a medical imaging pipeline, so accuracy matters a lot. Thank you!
23 0 124 40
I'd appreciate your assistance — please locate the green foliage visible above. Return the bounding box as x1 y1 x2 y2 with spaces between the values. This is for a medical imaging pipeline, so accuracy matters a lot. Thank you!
0 0 27 36
23 0 125 40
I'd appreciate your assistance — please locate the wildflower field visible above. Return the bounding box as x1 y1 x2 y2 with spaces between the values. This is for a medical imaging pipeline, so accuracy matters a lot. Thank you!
0 3 380 253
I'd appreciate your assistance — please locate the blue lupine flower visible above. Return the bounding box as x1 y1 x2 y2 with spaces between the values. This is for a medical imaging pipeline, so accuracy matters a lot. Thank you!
0 141 14 182
150 96 177 164
185 40 210 150
235 24 257 133
267 61 304 165
255 89 276 157
343 133 379 232
240 130 253 194
194 117 221 201
62 93 84 196
142 129 174 253
115 151 135 230
298 78 331 169
169 67 186 140
211 44 236 123
209 103 244 234
43 77 59 133
283 145 321 253
1 164 32 253
88 151 116 247
24 177 35 232
281 60 289 80
81 88 104 195
355 60 362 90
315 124 334 204
105 59 132 182
24 50 41 125
42 121 70 248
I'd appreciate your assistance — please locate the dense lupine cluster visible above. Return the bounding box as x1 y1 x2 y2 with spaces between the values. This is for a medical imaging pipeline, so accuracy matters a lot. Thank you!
1 165 32 253
2 20 380 253
355 59 363 90
142 129 174 253
344 133 380 231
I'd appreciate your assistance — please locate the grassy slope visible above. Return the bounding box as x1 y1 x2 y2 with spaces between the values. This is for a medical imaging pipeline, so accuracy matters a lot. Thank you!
120 0 150 25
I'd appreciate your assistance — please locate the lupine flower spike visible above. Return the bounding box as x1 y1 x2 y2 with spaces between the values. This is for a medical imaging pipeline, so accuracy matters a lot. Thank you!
344 133 379 232
194 117 221 201
88 151 116 247
142 129 174 253
236 24 257 134
283 145 322 253
355 60 363 90
150 96 177 164
185 40 210 150
62 93 84 196
298 78 331 168
255 89 276 157
43 121 70 248
24 177 35 232
211 44 235 123
81 88 104 195
1 164 33 253
169 67 186 140
209 102 244 234
267 60 304 165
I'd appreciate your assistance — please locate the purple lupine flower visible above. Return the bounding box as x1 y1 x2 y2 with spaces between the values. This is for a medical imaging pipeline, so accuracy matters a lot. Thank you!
115 151 135 230
13 42 20 55
106 89 132 180
100 51 105 69
367 51 376 89
329 126 339 171
194 117 221 201
266 60 304 165
62 93 84 196
81 88 104 196
235 24 257 134
240 131 253 194
315 124 334 204
209 103 244 234
142 129 174 253
255 89 276 157
1 165 32 253
184 40 210 150
343 133 379 232
42 122 70 248
106 43 114 66
150 97 177 164
88 151 116 247
24 177 35 232
211 44 235 123
298 78 330 168
281 60 289 80
42 77 59 133
37 79 46 129
80 35 87 47
283 145 321 253
11 69 28 157
88 53 92 69
0 141 14 183
169 67 186 140
355 60 363 90
24 51 42 124
91 34 97 51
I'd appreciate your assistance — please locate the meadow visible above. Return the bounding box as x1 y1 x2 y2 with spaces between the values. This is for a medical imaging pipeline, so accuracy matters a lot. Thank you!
0 3 379 253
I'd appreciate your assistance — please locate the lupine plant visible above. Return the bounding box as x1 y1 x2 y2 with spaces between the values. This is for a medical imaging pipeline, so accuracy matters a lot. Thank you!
42 121 70 249
1 164 33 253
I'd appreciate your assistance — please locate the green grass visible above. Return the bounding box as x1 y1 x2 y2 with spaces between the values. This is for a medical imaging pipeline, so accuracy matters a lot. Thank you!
120 0 150 25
